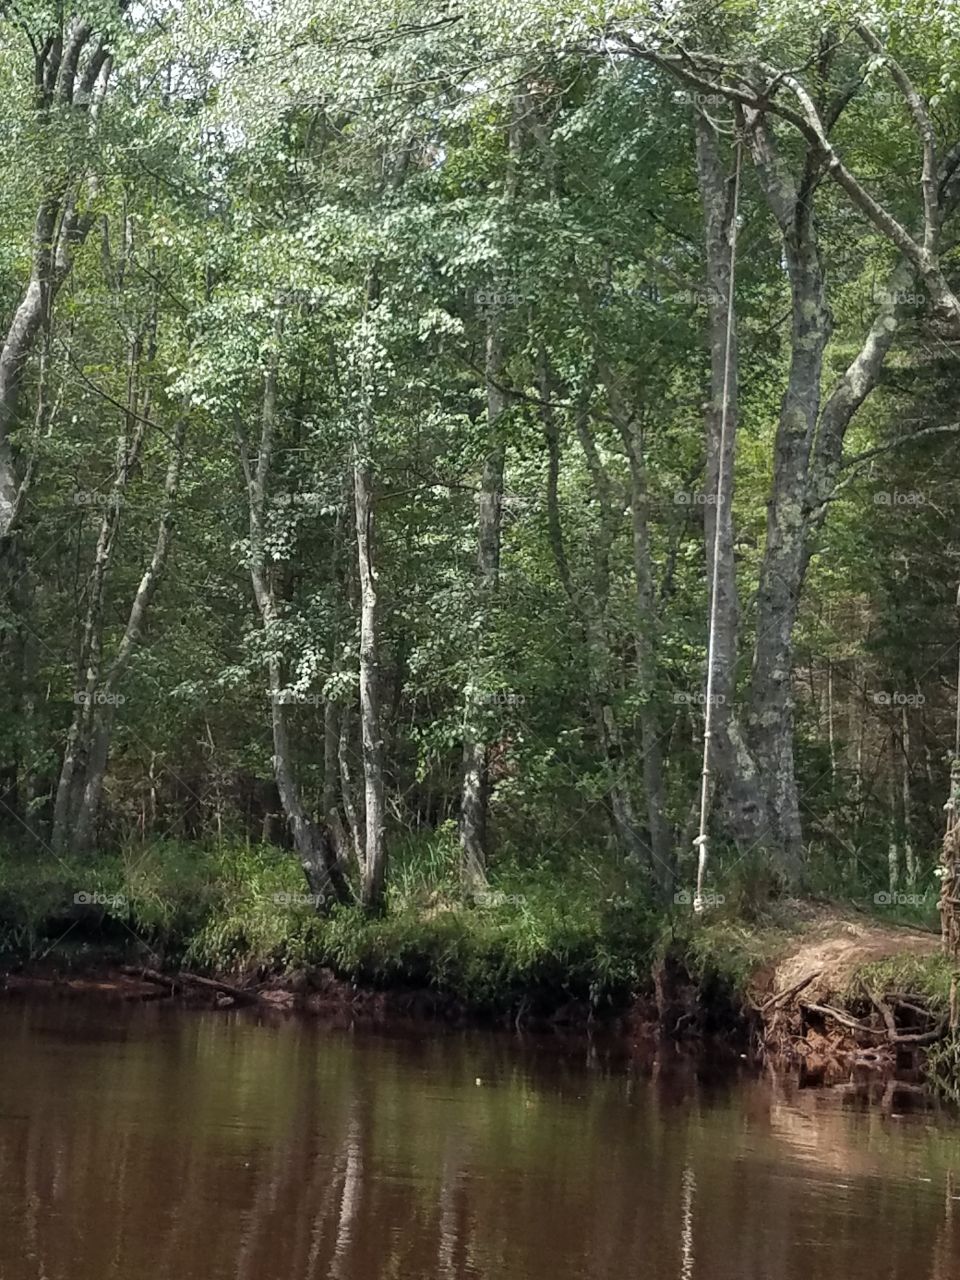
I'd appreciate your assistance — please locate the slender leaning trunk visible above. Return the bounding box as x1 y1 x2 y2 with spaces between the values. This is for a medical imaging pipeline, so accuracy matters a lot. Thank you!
745 206 829 882
241 321 348 905
0 22 112 543
70 414 188 850
598 358 674 896
353 445 386 910
741 108 910 886
541 367 654 875
338 705 365 869
621 421 674 897
694 116 770 851
459 312 506 889
53 339 147 851
322 699 349 866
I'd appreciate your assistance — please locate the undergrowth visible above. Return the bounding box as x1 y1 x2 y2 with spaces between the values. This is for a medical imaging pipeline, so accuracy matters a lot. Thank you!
848 952 955 1015
0 837 660 1016
3 837 952 1029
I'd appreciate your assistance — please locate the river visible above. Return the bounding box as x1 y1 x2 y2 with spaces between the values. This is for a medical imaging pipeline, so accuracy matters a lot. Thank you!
0 997 958 1279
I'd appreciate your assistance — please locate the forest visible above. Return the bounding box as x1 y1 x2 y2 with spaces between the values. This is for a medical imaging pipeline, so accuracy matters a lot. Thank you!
1 0 960 1020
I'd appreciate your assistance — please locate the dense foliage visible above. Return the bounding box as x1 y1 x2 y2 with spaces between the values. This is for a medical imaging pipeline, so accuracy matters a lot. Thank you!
1 0 958 955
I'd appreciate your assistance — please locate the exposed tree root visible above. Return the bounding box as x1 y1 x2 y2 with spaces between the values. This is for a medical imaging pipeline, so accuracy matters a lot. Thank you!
751 912 948 1087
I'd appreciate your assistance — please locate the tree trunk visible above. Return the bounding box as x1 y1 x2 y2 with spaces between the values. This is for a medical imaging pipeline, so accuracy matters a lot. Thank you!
901 703 916 885
741 112 914 885
338 704 365 870
889 730 901 896
70 412 188 850
459 310 506 889
746 209 829 882
540 370 657 877
694 107 913 888
595 358 675 896
353 444 386 911
694 115 770 854
240 319 348 905
52 337 147 851
576 406 657 873
320 487 352 866
322 699 350 865
0 22 110 542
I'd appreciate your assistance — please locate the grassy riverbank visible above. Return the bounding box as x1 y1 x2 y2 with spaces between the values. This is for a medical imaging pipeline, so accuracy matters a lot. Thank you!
1 838 948 1030
0 839 669 1019
0 837 817 1032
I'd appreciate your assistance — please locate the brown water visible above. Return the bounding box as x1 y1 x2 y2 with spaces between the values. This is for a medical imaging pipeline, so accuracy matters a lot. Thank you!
1 999 959 1280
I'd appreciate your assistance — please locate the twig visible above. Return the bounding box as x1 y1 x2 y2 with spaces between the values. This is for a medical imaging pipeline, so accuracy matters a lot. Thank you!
890 1020 948 1045
867 986 898 1042
801 1001 885 1037
891 996 937 1020
803 998 947 1046
759 970 821 1013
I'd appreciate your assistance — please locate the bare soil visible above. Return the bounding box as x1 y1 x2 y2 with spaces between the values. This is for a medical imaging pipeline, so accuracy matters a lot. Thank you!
760 904 939 1005
749 904 944 1087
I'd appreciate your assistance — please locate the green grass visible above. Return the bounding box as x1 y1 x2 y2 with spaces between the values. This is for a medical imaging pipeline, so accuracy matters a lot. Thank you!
665 911 794 992
848 951 956 1015
5 836 950 1029
0 837 660 1017
925 1034 960 1104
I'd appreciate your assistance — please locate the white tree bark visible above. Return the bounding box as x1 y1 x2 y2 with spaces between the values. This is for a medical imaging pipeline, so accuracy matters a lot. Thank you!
239 319 348 903
459 315 506 890
353 442 387 909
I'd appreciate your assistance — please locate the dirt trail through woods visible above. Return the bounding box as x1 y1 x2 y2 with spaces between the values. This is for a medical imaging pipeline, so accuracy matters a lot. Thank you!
761 904 939 1004
747 906 944 1086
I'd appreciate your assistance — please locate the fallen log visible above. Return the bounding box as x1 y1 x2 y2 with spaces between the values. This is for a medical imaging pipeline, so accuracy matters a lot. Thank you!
890 996 937 1020
888 1020 948 1046
120 965 265 1007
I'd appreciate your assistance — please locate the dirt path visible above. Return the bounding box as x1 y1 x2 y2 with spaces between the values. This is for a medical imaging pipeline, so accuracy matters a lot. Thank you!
765 905 940 1004
749 904 944 1087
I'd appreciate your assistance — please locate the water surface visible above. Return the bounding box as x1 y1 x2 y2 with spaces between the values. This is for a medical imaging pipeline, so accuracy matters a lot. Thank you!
1 997 958 1279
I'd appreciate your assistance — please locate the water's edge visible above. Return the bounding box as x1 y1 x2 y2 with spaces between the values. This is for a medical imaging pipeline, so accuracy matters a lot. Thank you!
0 947 942 1111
